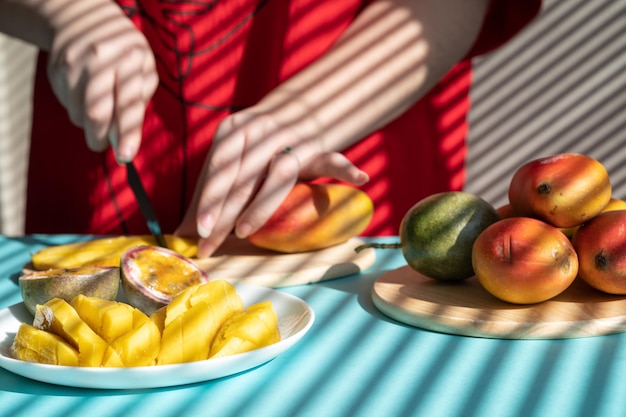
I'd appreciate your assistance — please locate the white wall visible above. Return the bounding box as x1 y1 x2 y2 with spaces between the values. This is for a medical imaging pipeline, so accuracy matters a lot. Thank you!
0 35 36 236
466 0 626 208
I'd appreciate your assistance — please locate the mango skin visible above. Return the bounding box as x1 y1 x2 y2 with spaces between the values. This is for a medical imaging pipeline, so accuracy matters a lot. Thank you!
473 217 578 304
247 183 373 253
572 210 626 295
508 153 611 228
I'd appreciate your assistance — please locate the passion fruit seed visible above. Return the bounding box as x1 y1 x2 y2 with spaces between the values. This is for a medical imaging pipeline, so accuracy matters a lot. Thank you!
120 246 210 315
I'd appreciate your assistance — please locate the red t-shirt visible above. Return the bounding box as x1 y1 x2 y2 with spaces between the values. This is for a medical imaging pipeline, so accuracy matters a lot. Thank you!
26 0 541 236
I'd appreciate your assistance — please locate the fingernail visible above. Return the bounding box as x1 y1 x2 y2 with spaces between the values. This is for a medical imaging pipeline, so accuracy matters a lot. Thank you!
116 144 134 163
197 214 214 238
235 223 252 239
197 241 217 258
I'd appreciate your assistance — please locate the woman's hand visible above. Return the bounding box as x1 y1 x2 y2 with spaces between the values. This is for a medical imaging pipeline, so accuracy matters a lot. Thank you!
45 0 158 162
176 106 369 258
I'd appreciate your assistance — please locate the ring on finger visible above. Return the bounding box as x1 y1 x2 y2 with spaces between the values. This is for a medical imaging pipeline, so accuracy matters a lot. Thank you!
277 146 292 155
276 146 300 167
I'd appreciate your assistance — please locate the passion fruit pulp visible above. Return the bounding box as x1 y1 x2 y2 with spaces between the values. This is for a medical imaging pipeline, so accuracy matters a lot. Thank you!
19 266 120 316
120 246 210 315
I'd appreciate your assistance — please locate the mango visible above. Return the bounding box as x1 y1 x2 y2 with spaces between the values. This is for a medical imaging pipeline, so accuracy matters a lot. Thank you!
573 210 626 295
508 153 611 228
210 301 281 359
247 183 373 253
156 280 244 365
71 294 134 343
164 279 243 327
110 309 161 367
33 298 114 367
31 235 198 270
472 217 579 304
71 294 160 366
11 282 280 367
10 323 79 366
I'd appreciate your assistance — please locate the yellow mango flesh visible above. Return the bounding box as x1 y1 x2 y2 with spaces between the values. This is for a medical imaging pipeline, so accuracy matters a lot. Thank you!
157 280 244 365
71 294 134 343
72 295 160 366
110 310 160 367
11 282 281 367
209 301 281 359
31 235 198 270
10 323 79 366
247 183 373 253
164 279 244 327
33 298 111 367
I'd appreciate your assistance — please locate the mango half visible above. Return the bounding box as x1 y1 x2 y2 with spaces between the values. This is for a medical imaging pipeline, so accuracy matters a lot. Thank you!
247 183 373 253
30 235 198 270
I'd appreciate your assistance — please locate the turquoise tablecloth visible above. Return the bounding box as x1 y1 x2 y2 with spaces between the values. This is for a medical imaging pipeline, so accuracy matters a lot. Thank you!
1 235 626 417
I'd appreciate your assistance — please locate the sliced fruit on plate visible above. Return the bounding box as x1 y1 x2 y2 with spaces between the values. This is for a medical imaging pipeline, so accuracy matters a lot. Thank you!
71 294 135 344
110 308 161 367
71 294 161 366
154 280 244 365
209 300 281 359
163 279 243 327
31 234 198 270
10 323 80 366
33 297 120 367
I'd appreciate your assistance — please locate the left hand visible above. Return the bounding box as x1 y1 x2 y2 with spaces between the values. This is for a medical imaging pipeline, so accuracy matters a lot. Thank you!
176 108 369 257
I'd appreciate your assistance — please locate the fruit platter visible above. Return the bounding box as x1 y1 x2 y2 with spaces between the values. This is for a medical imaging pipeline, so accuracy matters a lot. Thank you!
0 283 314 389
0 183 376 388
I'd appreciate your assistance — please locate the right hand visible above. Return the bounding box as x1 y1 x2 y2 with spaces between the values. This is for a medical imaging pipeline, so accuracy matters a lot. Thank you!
46 0 158 162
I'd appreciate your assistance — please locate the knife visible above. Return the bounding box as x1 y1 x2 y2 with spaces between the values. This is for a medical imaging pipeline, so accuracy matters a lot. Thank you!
108 132 168 249
126 161 169 249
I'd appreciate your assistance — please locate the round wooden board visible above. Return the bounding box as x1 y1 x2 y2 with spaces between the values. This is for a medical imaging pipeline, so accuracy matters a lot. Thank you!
372 266 626 339
192 237 376 288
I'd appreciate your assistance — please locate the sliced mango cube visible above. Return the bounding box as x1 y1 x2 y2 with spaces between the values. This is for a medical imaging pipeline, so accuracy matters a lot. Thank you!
72 294 160 366
10 323 79 366
164 280 243 327
157 280 244 365
33 298 111 367
110 309 161 367
71 294 134 343
210 301 281 359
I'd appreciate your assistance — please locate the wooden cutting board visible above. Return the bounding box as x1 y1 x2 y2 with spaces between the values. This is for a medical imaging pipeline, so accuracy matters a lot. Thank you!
192 236 376 287
372 266 626 339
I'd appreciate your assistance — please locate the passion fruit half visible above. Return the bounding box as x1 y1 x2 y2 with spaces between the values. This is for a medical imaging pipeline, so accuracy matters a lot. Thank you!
120 246 210 315
19 266 120 316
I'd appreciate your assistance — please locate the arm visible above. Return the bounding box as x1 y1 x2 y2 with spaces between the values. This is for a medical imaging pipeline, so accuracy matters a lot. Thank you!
0 0 157 162
263 0 490 153
179 0 491 257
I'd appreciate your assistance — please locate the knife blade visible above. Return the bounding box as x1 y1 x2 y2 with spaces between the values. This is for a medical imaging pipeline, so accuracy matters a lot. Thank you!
126 162 169 249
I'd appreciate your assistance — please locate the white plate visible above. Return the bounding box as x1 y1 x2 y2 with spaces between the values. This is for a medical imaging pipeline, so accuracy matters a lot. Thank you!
0 284 314 389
